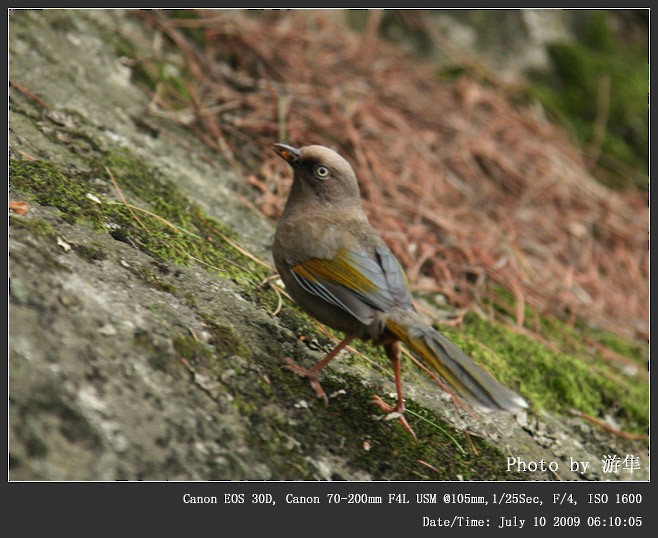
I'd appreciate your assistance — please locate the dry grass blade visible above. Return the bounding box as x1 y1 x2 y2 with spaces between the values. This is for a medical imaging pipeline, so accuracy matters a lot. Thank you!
106 167 147 231
196 213 274 271
187 254 229 273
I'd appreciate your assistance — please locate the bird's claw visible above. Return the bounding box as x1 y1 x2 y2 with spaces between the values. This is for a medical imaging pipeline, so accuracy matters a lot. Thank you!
282 357 329 406
371 395 417 441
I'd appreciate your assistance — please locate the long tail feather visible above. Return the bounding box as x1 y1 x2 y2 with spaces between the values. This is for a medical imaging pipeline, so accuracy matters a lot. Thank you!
386 313 527 411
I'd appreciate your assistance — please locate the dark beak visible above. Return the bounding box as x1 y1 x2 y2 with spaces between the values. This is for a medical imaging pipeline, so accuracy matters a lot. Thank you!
272 143 302 164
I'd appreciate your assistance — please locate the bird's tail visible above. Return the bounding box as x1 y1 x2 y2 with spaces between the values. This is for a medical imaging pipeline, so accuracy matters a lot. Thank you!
385 311 527 412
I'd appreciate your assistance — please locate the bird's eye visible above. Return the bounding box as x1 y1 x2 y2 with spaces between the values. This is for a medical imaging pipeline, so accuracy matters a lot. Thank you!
315 166 330 178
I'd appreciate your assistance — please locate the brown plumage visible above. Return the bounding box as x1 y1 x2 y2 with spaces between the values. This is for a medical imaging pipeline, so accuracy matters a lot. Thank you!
272 143 526 439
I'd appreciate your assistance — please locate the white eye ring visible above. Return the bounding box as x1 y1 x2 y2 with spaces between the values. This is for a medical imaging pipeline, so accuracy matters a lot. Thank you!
315 166 330 178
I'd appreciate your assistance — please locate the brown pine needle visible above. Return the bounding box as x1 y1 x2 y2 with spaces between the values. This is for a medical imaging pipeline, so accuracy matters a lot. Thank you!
417 459 442 475
15 150 37 161
463 429 479 456
11 80 50 109
568 409 648 442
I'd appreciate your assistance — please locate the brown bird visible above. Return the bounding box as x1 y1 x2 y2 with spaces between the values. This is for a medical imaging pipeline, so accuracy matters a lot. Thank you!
272 143 526 439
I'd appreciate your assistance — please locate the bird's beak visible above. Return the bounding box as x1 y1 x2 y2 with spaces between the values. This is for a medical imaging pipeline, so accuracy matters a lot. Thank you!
272 143 302 164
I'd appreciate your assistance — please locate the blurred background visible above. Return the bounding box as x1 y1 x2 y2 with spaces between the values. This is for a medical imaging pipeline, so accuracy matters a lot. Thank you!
129 9 648 340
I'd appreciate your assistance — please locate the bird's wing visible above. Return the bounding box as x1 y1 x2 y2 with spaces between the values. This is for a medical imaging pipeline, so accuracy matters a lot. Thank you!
289 246 413 324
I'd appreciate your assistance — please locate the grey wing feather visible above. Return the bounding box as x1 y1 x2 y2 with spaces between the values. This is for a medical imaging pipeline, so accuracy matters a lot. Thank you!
290 269 376 325
375 245 414 308
288 245 413 326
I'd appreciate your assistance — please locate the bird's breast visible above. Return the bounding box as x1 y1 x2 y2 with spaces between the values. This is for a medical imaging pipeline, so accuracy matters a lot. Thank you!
275 214 363 264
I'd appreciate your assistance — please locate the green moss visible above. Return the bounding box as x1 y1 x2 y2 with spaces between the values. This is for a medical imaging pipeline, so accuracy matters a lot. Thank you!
11 160 103 224
10 167 532 479
287 370 526 480
173 335 214 363
583 326 648 366
205 321 252 361
134 267 177 293
73 243 109 263
208 310 527 479
11 154 271 293
11 216 57 237
481 281 647 368
528 11 648 188
12 149 646 478
10 12 574 478
450 312 648 432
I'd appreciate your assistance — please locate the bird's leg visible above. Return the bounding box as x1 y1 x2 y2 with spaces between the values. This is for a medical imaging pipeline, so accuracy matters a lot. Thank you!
371 341 417 441
283 335 355 406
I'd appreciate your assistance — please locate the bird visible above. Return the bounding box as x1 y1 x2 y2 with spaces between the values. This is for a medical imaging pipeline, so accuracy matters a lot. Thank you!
271 143 526 439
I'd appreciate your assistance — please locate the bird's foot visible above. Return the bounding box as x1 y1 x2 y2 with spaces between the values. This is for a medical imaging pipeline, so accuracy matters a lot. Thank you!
282 357 328 406
371 395 417 441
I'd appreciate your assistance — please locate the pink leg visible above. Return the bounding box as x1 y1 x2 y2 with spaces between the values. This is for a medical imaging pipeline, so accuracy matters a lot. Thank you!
371 341 417 440
283 335 355 406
